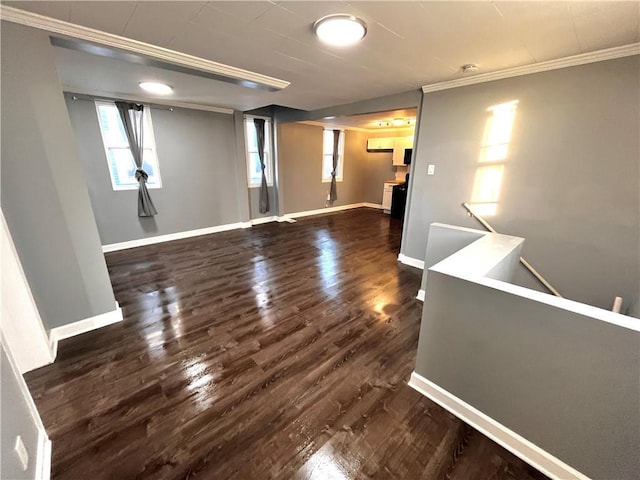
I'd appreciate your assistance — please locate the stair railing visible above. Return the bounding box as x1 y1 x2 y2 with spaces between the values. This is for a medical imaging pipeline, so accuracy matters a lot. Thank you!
462 202 562 298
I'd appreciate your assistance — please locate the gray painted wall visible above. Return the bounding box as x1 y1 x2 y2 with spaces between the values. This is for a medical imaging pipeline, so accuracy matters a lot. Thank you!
66 97 250 244
249 186 278 219
1 22 116 330
277 123 368 214
1 341 43 480
403 56 640 314
363 151 394 205
415 271 640 479
420 224 487 292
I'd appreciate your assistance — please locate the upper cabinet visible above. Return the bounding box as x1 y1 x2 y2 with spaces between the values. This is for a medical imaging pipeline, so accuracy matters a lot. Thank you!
392 136 414 166
367 137 395 151
367 135 415 165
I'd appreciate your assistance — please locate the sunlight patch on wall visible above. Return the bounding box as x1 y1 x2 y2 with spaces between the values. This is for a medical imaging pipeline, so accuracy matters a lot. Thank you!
470 100 518 216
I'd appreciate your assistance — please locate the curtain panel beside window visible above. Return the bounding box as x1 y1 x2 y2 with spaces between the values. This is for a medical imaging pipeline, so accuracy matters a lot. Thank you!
328 129 340 205
254 118 270 214
115 102 158 217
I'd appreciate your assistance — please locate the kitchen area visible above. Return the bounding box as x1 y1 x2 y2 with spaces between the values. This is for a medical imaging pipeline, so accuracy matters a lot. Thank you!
277 107 416 223
362 110 416 222
369 134 413 219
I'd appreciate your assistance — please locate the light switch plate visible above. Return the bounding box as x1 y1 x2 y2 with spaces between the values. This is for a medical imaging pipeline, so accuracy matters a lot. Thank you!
427 164 436 175
14 435 29 471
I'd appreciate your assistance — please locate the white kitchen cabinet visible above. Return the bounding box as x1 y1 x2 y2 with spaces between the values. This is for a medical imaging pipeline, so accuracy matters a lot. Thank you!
367 137 395 151
382 182 394 212
392 136 414 166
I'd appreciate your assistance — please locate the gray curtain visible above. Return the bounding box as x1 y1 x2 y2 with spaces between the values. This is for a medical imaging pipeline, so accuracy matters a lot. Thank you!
328 129 340 205
115 102 158 217
254 118 270 213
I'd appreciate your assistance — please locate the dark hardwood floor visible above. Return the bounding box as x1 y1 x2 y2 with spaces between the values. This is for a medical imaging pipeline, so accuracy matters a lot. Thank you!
26 208 547 480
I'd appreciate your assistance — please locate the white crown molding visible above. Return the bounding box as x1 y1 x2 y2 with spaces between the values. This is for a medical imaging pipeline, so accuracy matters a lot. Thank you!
65 89 234 115
422 43 640 93
0 5 290 91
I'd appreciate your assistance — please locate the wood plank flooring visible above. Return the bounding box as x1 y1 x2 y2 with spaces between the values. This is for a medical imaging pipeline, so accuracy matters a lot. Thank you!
25 208 547 480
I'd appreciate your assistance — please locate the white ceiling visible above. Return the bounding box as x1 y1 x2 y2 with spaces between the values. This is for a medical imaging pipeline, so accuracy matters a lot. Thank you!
5 1 640 112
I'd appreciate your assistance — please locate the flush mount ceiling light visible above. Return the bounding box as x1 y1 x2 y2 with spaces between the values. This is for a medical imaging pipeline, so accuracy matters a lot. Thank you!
313 14 367 47
139 81 173 95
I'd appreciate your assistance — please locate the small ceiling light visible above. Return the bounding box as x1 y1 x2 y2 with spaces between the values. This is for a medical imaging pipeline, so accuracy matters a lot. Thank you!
139 81 173 95
392 118 405 127
461 64 479 74
314 14 367 47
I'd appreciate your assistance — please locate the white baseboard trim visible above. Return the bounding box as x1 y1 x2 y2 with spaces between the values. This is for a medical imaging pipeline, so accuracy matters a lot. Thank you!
2 211 56 372
249 216 278 225
102 223 248 252
36 431 52 480
407 372 588 480
398 253 425 269
416 289 425 302
102 204 381 253
49 302 123 356
362 202 384 209
1 333 51 479
250 216 297 225
283 202 366 220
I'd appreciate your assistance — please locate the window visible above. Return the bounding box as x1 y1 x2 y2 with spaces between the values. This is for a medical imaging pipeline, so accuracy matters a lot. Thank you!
322 129 344 182
95 101 162 191
244 117 273 188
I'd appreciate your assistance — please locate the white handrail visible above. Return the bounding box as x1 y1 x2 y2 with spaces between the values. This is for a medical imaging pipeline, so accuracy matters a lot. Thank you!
462 202 562 298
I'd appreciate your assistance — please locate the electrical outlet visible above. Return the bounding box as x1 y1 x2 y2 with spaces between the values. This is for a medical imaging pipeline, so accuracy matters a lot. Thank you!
14 436 29 471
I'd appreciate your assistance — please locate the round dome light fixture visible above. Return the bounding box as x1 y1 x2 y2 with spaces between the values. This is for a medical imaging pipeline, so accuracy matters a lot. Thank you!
313 14 367 47
139 81 173 95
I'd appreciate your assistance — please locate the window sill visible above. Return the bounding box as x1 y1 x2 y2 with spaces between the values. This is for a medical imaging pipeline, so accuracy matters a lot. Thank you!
248 184 274 189
112 185 162 191
321 179 344 183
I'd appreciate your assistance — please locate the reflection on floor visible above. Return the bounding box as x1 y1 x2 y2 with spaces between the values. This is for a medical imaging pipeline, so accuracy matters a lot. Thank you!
25 208 547 480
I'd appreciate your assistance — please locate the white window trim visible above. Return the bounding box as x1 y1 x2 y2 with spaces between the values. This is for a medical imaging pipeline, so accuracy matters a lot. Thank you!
95 100 162 191
244 115 274 189
322 129 344 183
